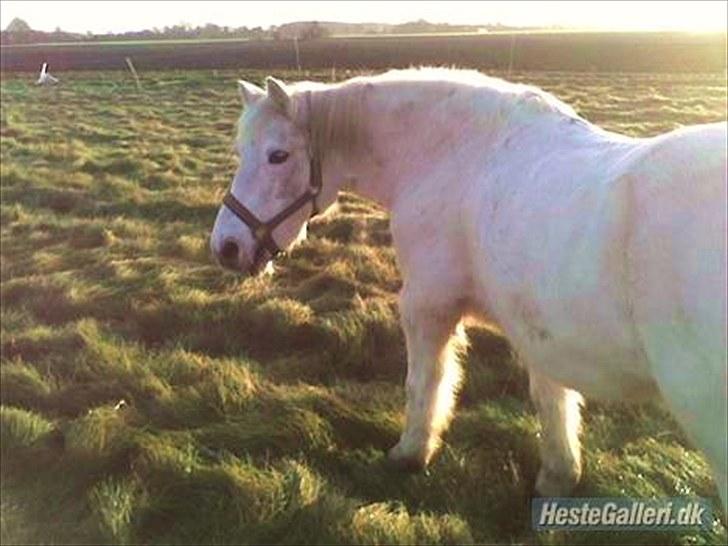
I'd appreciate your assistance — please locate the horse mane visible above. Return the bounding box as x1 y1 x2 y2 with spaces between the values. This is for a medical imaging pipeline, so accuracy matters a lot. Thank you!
292 80 372 161
289 67 582 160
365 66 581 120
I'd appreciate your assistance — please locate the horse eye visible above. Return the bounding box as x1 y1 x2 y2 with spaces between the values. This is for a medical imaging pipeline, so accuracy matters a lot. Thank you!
268 150 289 164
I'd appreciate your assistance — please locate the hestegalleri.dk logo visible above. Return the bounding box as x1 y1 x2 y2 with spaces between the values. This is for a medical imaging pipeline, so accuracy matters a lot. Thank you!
532 497 714 531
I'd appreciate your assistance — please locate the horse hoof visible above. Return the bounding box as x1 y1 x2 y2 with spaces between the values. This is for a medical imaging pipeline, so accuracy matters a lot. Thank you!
387 445 427 473
535 466 580 497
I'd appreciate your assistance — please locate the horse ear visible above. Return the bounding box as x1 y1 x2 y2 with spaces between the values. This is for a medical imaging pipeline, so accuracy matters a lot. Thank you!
266 76 293 118
238 80 264 107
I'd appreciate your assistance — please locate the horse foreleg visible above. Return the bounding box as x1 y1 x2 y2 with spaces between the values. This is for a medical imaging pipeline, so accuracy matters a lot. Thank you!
529 369 584 496
388 293 465 471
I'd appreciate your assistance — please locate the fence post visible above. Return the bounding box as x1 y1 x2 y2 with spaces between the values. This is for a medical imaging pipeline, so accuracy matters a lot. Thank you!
125 57 141 91
293 37 301 73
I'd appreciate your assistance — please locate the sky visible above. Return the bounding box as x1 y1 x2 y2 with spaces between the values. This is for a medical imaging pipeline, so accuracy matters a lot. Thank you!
2 1 726 34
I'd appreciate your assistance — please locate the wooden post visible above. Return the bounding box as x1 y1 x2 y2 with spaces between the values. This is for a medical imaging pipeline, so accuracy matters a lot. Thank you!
507 34 516 77
125 57 141 91
293 37 301 73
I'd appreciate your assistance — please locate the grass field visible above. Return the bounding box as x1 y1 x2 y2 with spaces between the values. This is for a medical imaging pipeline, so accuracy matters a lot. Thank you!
1 68 727 545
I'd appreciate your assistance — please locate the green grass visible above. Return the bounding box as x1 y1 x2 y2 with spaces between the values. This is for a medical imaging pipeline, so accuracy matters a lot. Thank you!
1 69 726 545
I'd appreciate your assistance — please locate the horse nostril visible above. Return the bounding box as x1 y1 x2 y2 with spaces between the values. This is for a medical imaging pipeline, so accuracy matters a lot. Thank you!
220 240 239 264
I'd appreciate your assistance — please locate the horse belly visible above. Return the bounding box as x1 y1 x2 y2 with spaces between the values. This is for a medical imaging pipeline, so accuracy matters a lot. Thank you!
515 323 657 401
473 162 655 401
470 246 656 401
474 275 656 400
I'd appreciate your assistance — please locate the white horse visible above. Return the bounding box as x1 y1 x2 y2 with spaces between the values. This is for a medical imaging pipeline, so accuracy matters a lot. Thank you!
210 68 727 509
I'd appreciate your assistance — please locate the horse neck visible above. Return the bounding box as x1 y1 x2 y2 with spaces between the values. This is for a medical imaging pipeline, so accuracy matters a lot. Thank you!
308 78 563 211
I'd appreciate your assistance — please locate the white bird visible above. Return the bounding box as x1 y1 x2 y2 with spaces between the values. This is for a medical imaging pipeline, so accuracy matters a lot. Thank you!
36 62 59 86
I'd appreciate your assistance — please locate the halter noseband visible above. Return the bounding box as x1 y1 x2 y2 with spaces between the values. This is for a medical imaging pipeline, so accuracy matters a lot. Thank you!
222 91 322 262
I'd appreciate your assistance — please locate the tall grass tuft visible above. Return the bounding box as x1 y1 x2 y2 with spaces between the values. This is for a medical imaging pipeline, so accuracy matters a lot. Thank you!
0 406 53 451
90 477 142 545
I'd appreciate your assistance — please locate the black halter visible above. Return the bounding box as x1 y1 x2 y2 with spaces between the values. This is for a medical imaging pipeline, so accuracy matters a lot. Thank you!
222 92 322 262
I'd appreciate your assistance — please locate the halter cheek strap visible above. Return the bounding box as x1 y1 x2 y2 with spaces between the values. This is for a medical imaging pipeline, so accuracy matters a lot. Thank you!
222 91 322 259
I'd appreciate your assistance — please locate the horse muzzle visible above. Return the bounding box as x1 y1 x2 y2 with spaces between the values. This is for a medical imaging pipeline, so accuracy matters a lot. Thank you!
212 236 270 276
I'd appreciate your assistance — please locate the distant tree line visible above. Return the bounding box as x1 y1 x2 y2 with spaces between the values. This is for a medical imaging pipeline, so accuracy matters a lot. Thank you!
0 18 335 45
2 18 341 45
0 17 514 46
